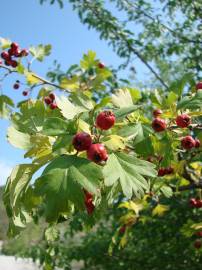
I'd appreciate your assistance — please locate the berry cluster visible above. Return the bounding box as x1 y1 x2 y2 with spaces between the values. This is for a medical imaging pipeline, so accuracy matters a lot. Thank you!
1 42 28 68
152 109 201 150
158 167 174 177
72 111 116 164
189 198 202 208
84 189 95 215
44 93 58 110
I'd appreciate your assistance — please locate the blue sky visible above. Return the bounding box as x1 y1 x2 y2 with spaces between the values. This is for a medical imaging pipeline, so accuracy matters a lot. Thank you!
0 0 144 185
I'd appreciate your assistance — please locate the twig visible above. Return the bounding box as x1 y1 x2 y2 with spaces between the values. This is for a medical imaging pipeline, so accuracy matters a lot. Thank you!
0 64 70 92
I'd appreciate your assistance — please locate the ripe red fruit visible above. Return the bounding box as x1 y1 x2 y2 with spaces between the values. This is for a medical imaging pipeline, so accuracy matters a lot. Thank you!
84 190 95 215
190 198 197 207
50 103 58 110
196 231 202 237
5 60 12 66
44 97 52 105
158 168 165 177
87 144 108 164
96 111 116 130
14 49 21 57
13 83 20 90
49 93 55 101
196 200 202 208
20 49 29 57
0 60 2 65
152 118 166 132
11 42 19 50
98 62 105 69
196 82 202 91
181 136 196 150
119 225 126 234
8 48 15 56
165 167 174 174
176 114 191 128
195 139 201 148
11 60 18 68
153 109 162 118
72 132 92 151
22 91 28 96
1 51 10 60
194 239 202 249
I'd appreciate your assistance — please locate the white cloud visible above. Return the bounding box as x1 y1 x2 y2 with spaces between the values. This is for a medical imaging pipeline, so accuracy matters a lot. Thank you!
0 161 13 186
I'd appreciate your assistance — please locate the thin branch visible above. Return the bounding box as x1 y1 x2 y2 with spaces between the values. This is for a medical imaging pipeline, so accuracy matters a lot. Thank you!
0 64 70 92
123 0 202 45
82 0 169 90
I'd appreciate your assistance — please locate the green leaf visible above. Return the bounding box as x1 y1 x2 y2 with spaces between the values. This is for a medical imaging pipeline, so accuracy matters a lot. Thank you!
114 105 140 119
160 186 173 198
0 95 14 119
80 50 97 70
42 117 70 136
177 91 202 110
112 89 133 108
152 204 169 216
0 37 11 49
7 126 31 150
103 153 156 198
56 95 89 120
4 164 40 214
35 155 103 221
45 226 60 243
29 44 52 61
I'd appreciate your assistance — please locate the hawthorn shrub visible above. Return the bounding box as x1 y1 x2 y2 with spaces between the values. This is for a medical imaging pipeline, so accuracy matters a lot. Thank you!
0 38 202 269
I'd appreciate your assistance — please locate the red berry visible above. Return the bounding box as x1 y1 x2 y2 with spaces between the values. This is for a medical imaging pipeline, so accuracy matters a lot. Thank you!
8 48 15 56
196 200 202 208
152 118 166 132
98 62 105 69
96 111 116 130
86 202 95 215
72 132 92 151
22 91 28 96
20 49 29 57
195 139 201 148
181 136 196 150
11 60 18 68
50 103 58 110
13 83 20 90
158 168 166 177
190 198 197 207
165 167 174 174
1 51 10 60
11 42 19 51
87 144 108 164
194 239 202 249
0 60 2 65
119 225 126 234
153 109 162 118
196 231 202 237
49 93 55 101
14 49 21 57
5 60 12 66
176 114 191 128
196 82 202 91
84 189 93 201
44 97 52 105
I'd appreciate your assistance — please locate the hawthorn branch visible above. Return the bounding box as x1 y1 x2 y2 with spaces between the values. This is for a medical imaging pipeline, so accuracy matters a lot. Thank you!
81 0 169 90
123 0 202 45
0 64 70 92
